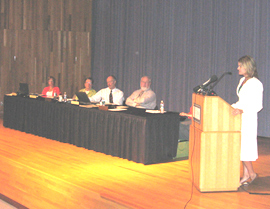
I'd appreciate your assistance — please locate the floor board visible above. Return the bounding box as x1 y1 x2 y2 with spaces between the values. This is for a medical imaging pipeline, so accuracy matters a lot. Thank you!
0 118 270 209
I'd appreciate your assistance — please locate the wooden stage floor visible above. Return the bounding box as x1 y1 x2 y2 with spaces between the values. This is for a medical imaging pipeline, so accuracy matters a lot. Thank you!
0 118 270 209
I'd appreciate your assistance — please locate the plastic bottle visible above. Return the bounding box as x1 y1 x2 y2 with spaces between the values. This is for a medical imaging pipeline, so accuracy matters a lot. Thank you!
64 92 67 102
59 95 63 102
160 100 164 113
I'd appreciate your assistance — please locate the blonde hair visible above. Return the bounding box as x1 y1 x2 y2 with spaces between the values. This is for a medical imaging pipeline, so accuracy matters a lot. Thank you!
238 55 258 78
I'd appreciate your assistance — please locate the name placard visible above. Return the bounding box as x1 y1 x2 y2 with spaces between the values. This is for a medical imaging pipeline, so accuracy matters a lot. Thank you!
193 104 201 124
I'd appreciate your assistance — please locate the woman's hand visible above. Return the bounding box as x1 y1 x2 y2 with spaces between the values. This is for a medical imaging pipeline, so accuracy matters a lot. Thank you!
180 112 192 117
232 108 243 115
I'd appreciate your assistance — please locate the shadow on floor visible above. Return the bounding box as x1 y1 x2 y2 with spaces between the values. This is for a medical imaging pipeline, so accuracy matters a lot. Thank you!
239 176 270 195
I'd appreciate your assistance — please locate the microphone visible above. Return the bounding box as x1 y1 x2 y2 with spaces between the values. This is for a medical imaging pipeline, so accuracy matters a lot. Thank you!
207 72 232 96
201 75 218 89
209 72 232 90
193 75 218 93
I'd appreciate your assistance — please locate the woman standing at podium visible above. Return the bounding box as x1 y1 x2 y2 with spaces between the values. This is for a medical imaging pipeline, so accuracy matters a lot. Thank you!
232 55 263 185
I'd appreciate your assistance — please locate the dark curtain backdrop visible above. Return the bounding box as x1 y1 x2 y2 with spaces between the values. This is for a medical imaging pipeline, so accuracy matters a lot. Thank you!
91 0 270 137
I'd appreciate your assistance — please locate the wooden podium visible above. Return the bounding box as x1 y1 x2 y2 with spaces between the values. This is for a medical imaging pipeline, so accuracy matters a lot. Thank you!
189 93 241 192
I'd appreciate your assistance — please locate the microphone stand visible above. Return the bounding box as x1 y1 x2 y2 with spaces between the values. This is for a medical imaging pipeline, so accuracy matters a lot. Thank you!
207 72 232 96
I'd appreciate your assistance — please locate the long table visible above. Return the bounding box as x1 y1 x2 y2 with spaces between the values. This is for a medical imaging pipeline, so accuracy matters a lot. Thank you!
3 95 181 164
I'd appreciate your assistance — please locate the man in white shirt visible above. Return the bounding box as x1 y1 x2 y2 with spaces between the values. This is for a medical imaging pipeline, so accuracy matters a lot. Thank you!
126 76 156 109
89 75 124 105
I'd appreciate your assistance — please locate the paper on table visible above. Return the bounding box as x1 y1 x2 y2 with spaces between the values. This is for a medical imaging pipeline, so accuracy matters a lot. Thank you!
79 104 98 108
6 93 17 96
116 106 128 109
108 109 127 111
145 110 166 114
29 95 38 99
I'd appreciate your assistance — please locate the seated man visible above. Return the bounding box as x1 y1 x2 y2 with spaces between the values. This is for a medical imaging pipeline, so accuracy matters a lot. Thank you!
89 75 124 105
73 77 96 100
126 76 156 109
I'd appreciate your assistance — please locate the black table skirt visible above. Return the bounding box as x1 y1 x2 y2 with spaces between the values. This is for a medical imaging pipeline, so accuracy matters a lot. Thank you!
3 95 180 164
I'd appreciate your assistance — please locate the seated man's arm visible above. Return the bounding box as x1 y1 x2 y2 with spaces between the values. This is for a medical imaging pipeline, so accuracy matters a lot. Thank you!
113 90 124 105
135 91 156 105
125 91 138 107
89 90 102 102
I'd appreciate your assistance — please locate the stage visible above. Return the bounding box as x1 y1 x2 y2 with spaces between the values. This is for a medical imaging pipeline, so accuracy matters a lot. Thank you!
0 117 270 208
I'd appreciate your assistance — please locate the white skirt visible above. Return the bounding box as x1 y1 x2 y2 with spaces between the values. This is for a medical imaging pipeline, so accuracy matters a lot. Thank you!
240 112 258 161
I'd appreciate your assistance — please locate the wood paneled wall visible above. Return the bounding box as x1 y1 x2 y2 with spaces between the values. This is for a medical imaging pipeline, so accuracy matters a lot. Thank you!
0 0 92 31
0 0 93 109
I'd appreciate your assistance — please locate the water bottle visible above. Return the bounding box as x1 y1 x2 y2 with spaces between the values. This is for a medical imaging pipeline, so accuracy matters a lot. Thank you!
64 92 67 102
59 95 63 102
160 100 164 113
54 91 57 99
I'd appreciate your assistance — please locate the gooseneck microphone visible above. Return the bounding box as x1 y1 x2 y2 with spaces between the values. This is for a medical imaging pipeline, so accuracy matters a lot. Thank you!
207 72 232 95
201 75 218 89
193 75 218 93
209 72 232 90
